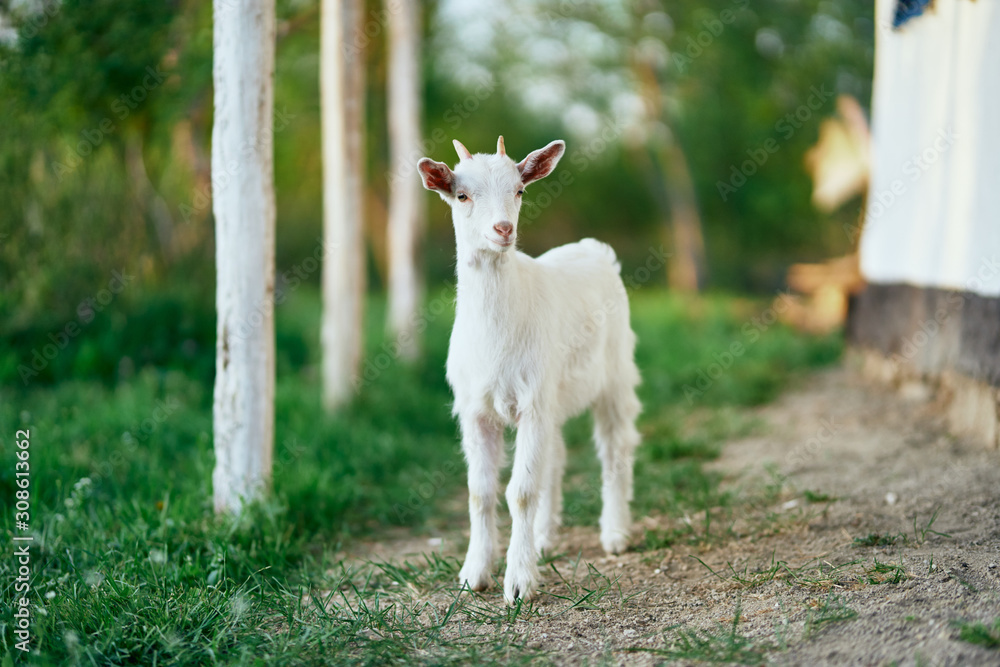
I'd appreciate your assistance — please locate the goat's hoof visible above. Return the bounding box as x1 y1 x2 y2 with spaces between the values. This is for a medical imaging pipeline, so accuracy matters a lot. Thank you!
504 584 535 606
503 567 537 605
459 563 493 592
459 574 493 592
459 576 491 592
601 532 629 555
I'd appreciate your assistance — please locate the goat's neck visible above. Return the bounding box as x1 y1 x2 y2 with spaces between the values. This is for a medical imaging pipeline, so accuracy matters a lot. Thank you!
454 246 526 328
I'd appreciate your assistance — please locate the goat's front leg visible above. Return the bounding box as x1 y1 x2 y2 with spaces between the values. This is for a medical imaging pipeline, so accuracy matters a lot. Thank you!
458 413 504 592
504 411 553 604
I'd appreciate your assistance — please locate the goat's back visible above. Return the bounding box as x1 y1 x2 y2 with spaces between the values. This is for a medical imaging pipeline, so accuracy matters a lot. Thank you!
536 237 621 276
530 238 635 420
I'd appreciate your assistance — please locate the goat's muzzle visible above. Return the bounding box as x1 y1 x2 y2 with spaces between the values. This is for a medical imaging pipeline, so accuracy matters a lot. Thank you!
494 222 513 240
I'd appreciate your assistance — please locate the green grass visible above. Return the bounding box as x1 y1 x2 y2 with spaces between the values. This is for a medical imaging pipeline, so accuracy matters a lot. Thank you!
802 489 837 504
952 618 1000 649
638 598 775 664
851 509 951 551
544 557 640 613
636 592 858 663
692 552 914 593
912 507 951 544
692 553 869 592
0 287 841 664
861 558 907 585
803 594 857 639
853 532 906 548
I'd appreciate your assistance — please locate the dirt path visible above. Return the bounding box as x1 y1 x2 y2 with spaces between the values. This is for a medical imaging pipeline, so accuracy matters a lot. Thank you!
353 367 1000 665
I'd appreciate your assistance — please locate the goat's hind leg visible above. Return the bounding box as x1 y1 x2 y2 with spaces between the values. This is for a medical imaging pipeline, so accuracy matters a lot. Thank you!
533 428 565 552
593 387 641 554
458 413 504 591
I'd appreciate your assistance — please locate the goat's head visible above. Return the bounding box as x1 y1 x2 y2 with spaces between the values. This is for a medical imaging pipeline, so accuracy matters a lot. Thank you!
418 136 565 255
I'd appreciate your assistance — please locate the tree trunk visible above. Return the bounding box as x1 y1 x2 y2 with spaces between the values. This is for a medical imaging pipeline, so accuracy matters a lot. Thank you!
385 0 424 360
660 140 706 292
125 133 176 262
385 0 424 358
633 59 707 292
321 0 366 409
211 0 276 513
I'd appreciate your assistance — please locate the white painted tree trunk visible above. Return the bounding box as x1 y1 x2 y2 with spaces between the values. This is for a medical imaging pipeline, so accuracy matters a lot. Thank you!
211 0 276 514
321 0 366 409
386 0 424 360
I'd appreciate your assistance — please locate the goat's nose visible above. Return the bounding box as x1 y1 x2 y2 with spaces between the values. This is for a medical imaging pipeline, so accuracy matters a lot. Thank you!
494 221 513 238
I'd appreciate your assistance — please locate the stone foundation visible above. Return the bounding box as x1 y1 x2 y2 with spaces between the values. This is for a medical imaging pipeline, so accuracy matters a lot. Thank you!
847 283 1000 449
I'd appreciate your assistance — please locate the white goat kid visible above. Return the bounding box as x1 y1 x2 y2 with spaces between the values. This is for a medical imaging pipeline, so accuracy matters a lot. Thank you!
417 136 642 603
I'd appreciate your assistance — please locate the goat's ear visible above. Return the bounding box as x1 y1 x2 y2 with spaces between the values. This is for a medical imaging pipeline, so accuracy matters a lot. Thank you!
417 158 455 195
517 140 566 186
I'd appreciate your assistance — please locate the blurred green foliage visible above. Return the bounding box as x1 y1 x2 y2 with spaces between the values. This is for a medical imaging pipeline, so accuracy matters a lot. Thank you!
0 0 869 384
666 0 873 284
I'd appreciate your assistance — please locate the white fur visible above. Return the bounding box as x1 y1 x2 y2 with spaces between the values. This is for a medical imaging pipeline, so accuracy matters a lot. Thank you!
417 138 642 604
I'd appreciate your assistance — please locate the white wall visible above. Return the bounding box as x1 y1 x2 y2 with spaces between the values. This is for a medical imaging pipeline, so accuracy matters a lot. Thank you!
860 0 1000 297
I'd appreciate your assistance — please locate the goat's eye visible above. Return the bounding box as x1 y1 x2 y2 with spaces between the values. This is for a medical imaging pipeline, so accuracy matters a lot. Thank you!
457 193 468 202
516 189 524 197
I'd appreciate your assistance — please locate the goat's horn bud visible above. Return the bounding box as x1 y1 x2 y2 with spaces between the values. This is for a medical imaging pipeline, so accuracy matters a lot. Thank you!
497 135 506 157
453 139 473 161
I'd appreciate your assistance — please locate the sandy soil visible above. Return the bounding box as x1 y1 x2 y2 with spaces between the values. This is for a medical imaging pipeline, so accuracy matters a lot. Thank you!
352 366 1000 666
